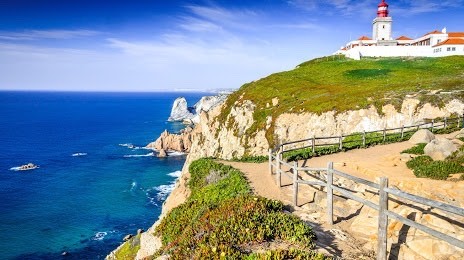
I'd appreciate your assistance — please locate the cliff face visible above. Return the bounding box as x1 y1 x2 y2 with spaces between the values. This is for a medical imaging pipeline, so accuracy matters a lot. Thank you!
186 98 464 160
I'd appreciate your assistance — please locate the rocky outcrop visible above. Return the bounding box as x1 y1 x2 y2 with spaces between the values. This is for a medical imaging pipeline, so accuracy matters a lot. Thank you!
424 138 458 160
168 97 195 122
167 94 228 123
409 129 435 144
146 127 193 153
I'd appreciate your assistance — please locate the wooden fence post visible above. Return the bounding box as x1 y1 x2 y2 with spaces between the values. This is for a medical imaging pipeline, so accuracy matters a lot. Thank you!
431 119 435 132
444 117 447 129
383 128 386 142
312 136 315 153
362 131 366 147
458 115 461 129
268 149 273 175
401 125 404 139
327 162 334 225
339 136 343 150
377 177 389 260
293 161 299 206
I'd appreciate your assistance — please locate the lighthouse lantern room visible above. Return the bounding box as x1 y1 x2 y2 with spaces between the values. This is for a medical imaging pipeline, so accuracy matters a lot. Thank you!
373 0 394 44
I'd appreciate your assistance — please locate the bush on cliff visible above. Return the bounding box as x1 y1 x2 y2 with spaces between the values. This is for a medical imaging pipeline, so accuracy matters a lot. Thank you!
154 159 323 259
406 155 464 180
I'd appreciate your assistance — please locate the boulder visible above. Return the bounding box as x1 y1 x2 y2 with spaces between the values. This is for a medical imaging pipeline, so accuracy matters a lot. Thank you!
409 129 435 144
137 228 144 235
424 138 458 161
158 149 168 158
168 97 195 122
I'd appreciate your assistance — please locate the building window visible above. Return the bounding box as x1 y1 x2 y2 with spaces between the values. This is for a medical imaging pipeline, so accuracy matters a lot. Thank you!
383 25 385 29
452 47 456 51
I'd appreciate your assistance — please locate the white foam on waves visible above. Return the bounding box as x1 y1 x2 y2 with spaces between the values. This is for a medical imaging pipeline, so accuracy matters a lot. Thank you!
72 153 87 157
167 170 182 178
167 151 186 156
123 152 154 158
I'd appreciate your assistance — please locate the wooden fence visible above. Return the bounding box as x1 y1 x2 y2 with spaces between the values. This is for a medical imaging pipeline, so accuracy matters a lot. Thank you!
279 115 463 154
268 116 464 260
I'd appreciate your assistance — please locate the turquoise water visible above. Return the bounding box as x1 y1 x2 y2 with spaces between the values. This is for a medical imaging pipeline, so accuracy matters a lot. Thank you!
0 91 206 259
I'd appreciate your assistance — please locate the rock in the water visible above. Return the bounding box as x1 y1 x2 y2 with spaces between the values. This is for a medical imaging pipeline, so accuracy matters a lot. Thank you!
409 129 435 144
168 97 195 122
137 229 144 235
123 234 133 241
424 138 458 160
158 149 168 157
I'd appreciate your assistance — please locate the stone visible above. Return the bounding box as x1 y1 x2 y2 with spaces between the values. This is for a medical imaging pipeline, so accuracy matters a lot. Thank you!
123 234 133 241
272 97 279 106
168 97 195 122
137 228 144 235
158 149 168 157
408 129 435 144
424 138 458 161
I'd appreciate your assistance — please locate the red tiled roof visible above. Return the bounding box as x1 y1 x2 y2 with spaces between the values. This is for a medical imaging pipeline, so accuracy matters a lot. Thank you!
423 30 442 37
396 36 412 40
448 32 464 37
433 38 464 47
358 36 372 40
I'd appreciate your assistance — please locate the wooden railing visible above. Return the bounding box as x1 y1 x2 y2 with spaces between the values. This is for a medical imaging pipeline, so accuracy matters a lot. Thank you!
268 116 464 260
278 115 463 154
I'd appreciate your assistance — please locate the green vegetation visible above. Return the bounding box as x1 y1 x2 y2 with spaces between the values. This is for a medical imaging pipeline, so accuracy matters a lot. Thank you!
231 155 269 163
406 156 464 180
402 143 427 155
113 234 141 259
154 159 323 259
216 56 464 145
284 131 415 161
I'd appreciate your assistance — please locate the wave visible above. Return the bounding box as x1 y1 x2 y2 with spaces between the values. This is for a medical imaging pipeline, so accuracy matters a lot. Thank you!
92 232 107 241
119 143 135 148
119 143 150 150
72 153 87 157
167 170 182 178
9 167 22 171
167 151 186 156
123 152 154 158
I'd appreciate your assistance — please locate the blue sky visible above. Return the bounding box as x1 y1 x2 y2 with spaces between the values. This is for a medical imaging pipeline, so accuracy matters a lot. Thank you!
0 0 463 91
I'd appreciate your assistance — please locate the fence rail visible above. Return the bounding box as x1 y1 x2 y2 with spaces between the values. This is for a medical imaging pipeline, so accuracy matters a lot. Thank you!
277 115 463 154
268 116 464 260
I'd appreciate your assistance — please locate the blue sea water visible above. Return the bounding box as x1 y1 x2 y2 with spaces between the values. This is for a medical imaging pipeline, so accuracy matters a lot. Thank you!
0 91 207 259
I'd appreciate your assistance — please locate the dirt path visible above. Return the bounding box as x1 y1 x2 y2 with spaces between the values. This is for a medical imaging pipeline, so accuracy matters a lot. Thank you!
221 131 464 259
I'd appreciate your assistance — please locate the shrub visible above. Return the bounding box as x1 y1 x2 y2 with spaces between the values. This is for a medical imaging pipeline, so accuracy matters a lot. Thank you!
406 156 464 180
402 143 427 155
232 155 269 163
154 159 320 259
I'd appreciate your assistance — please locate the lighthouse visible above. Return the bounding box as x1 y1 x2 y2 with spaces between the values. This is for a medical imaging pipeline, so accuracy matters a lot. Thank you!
372 0 394 45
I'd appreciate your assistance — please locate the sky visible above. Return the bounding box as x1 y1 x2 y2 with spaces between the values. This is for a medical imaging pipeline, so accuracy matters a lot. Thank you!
0 0 463 92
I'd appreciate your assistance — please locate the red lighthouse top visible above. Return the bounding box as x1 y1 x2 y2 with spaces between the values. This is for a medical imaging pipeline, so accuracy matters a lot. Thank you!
377 0 389 17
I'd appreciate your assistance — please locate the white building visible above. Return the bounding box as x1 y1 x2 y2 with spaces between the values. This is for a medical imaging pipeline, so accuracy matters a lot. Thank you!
336 0 464 60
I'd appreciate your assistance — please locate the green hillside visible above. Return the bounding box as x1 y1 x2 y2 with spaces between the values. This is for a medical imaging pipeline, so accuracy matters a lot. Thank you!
218 56 464 144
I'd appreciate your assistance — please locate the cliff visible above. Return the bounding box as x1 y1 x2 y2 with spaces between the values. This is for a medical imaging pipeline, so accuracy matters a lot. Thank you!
109 56 464 259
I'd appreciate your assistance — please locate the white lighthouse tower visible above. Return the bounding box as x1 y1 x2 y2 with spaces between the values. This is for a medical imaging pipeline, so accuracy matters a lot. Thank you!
372 0 395 45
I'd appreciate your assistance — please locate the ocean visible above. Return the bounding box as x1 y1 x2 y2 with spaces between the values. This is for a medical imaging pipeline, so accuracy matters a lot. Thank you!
0 91 207 259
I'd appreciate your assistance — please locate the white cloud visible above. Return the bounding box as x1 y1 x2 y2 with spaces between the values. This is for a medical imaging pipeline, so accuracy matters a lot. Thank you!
288 0 464 16
0 29 100 41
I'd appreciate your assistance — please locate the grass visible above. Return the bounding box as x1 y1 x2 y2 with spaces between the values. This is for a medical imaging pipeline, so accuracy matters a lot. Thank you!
113 234 141 259
216 56 464 146
402 143 427 155
406 156 464 180
153 158 324 259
